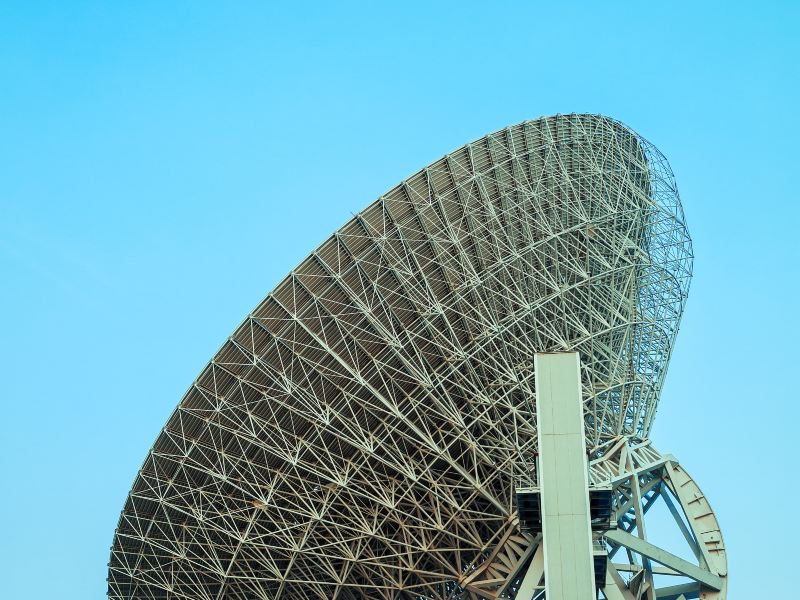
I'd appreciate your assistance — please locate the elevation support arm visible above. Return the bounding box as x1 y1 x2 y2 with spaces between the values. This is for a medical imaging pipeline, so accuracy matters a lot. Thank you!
533 352 595 599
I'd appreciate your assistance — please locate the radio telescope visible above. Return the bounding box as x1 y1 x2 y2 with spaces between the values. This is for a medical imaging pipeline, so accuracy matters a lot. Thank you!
109 114 726 599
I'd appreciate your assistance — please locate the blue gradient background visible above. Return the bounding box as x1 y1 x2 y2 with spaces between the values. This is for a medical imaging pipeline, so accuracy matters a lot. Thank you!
1 2 796 597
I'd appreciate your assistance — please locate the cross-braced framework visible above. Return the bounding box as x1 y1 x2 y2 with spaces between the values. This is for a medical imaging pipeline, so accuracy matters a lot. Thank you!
494 438 726 599
109 114 710 599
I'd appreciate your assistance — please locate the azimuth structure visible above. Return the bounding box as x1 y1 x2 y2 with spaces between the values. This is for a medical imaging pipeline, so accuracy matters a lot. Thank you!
109 114 725 599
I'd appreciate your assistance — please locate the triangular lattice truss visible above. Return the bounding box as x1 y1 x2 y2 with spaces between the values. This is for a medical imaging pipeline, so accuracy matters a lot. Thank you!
109 114 693 599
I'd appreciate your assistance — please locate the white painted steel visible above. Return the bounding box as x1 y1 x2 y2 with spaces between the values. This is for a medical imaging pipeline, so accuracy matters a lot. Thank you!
535 352 595 600
107 115 707 600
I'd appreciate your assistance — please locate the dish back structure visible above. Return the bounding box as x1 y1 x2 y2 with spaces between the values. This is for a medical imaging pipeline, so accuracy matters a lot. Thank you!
109 114 694 599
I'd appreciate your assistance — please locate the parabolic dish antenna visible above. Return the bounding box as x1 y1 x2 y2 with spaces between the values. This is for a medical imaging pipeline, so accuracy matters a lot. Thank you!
109 114 726 599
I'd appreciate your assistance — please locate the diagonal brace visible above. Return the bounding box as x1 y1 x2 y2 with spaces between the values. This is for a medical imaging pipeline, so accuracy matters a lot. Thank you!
605 529 723 591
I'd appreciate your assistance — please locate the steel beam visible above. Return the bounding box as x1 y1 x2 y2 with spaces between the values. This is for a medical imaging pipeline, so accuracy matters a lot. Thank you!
534 352 594 600
515 543 545 599
654 582 700 599
605 529 723 590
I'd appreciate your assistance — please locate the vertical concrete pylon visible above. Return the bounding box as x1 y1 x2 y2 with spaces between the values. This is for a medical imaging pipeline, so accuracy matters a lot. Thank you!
534 352 595 599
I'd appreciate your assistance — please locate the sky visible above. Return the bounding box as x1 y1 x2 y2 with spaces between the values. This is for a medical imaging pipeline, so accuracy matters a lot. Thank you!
1 2 797 598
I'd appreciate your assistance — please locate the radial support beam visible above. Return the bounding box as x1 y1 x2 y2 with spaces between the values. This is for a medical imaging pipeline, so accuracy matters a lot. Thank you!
534 352 595 599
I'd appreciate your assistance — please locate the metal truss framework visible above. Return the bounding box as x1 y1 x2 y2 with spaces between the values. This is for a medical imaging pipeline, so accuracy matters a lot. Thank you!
108 114 714 599
466 438 727 600
594 439 727 600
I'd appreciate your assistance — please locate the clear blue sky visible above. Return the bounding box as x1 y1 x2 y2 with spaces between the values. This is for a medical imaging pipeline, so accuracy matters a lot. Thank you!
1 2 796 597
